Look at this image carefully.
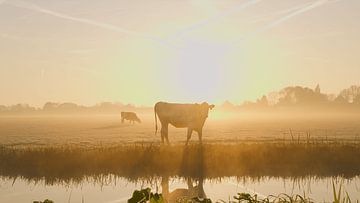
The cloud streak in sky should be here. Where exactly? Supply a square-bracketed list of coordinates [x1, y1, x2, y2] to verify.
[245, 1, 313, 24]
[282, 31, 342, 42]
[165, 0, 263, 43]
[7, 1, 167, 45]
[255, 0, 332, 34]
[231, 0, 342, 45]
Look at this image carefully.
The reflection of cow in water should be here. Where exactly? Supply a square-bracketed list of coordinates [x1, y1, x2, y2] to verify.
[121, 112, 141, 124]
[161, 177, 206, 203]
[154, 102, 215, 144]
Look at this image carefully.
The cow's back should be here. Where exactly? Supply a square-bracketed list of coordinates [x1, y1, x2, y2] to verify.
[155, 102, 198, 127]
[128, 112, 137, 120]
[121, 112, 136, 118]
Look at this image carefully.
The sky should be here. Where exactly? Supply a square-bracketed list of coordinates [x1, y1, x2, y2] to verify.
[0, 0, 359, 107]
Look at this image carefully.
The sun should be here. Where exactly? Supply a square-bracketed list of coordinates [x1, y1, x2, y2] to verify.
[171, 41, 229, 103]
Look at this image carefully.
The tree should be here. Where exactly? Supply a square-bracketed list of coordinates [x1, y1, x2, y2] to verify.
[339, 85, 360, 103]
[277, 86, 327, 106]
[43, 102, 59, 111]
[0, 105, 7, 112]
[256, 95, 268, 106]
[10, 104, 35, 112]
[353, 95, 360, 104]
[58, 103, 78, 111]
[314, 84, 321, 94]
[334, 95, 348, 104]
[222, 100, 236, 109]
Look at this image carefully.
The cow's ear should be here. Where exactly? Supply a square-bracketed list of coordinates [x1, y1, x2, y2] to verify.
[209, 104, 215, 110]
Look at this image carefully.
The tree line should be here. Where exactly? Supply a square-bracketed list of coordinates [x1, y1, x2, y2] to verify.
[1, 85, 360, 114]
[223, 85, 360, 110]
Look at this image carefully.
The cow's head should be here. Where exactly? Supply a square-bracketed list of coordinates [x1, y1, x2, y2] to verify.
[199, 102, 215, 118]
[135, 117, 142, 123]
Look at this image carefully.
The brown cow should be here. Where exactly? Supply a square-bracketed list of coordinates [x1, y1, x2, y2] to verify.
[121, 112, 141, 124]
[154, 102, 214, 144]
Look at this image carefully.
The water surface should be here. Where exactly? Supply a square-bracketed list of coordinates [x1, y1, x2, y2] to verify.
[1, 176, 359, 202]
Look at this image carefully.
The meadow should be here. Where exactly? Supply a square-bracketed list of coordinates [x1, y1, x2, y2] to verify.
[1, 113, 360, 202]
[1, 113, 360, 146]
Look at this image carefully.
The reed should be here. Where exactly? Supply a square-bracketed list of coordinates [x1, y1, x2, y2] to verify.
[1, 142, 360, 184]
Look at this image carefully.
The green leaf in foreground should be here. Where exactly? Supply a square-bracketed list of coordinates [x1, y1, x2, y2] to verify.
[33, 200, 54, 203]
[128, 188, 164, 203]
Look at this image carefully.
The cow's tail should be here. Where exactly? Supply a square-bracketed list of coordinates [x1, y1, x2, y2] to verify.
[154, 104, 158, 136]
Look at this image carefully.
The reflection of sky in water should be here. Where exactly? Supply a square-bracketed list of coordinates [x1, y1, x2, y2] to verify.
[1, 177, 359, 202]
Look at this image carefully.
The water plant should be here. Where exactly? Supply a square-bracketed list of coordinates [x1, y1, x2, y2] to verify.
[128, 188, 164, 203]
[332, 181, 357, 203]
[33, 199, 54, 203]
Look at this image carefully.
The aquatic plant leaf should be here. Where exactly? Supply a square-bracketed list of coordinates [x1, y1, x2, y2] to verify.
[33, 200, 54, 203]
[150, 193, 164, 203]
[234, 193, 253, 201]
[192, 197, 212, 203]
[128, 188, 151, 203]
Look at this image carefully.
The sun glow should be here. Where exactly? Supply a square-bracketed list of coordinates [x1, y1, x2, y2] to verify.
[169, 41, 230, 103]
[1, 0, 356, 106]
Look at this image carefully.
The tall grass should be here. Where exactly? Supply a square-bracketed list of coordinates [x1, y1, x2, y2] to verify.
[1, 142, 360, 184]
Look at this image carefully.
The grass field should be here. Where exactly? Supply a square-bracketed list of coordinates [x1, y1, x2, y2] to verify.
[1, 113, 360, 147]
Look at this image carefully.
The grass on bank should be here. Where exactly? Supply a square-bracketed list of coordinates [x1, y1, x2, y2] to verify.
[2, 142, 360, 184]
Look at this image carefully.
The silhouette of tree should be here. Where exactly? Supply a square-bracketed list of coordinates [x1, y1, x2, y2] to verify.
[9, 104, 36, 112]
[327, 94, 337, 102]
[0, 105, 7, 112]
[58, 103, 78, 111]
[256, 95, 268, 106]
[94, 102, 127, 112]
[353, 95, 360, 105]
[334, 95, 348, 104]
[315, 84, 321, 94]
[221, 100, 236, 109]
[277, 86, 328, 106]
[267, 91, 280, 106]
[339, 85, 360, 103]
[43, 102, 59, 111]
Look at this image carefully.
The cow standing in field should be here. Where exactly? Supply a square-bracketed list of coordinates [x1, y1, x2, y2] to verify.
[121, 112, 141, 124]
[154, 102, 215, 144]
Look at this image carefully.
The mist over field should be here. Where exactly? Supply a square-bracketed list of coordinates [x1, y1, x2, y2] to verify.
[1, 85, 360, 201]
[1, 0, 360, 202]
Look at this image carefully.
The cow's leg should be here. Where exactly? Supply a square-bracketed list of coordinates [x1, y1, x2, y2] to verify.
[121, 118, 124, 123]
[186, 128, 193, 145]
[197, 129, 203, 144]
[160, 123, 168, 144]
[164, 126, 170, 145]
